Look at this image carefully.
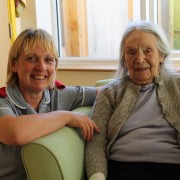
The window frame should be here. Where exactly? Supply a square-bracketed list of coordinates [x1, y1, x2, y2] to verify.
[35, 0, 180, 71]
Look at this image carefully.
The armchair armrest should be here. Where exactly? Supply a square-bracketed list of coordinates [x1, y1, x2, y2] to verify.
[21, 106, 92, 180]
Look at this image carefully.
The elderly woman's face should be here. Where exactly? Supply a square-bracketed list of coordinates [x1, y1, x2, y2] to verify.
[124, 30, 164, 85]
[11, 44, 56, 94]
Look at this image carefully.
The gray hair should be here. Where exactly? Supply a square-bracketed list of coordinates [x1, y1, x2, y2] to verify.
[116, 21, 171, 78]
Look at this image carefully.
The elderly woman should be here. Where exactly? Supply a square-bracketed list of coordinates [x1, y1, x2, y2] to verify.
[85, 22, 180, 180]
[0, 29, 99, 179]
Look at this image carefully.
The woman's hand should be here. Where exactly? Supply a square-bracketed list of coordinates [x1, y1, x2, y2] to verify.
[67, 112, 100, 141]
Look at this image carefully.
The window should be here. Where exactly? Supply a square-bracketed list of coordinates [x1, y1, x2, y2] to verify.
[35, 0, 180, 70]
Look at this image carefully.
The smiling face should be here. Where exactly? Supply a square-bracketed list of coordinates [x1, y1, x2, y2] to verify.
[124, 30, 164, 85]
[11, 44, 56, 95]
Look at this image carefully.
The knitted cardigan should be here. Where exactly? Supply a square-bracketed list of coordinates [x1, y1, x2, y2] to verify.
[85, 69, 180, 179]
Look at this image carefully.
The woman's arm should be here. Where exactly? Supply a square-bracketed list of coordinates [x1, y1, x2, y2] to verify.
[0, 111, 99, 146]
[85, 87, 115, 179]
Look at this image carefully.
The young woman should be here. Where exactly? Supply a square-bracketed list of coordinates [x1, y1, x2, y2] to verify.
[0, 29, 99, 179]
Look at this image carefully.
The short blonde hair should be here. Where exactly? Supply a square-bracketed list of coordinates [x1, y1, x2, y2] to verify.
[7, 28, 59, 86]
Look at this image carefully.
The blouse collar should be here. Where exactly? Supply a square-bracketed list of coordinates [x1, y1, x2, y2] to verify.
[6, 85, 50, 109]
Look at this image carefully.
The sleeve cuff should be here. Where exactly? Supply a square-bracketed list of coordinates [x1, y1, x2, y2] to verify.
[89, 172, 106, 180]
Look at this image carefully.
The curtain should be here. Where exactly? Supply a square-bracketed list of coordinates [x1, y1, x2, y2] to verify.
[7, 0, 26, 44]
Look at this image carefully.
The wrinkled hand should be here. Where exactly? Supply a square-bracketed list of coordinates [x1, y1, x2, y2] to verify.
[67, 112, 100, 141]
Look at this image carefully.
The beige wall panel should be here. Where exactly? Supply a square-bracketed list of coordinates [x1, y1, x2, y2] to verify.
[0, 0, 10, 86]
[56, 70, 115, 86]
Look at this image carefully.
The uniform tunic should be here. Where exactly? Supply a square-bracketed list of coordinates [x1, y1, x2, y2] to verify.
[0, 84, 96, 180]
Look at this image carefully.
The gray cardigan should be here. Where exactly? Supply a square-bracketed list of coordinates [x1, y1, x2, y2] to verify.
[85, 69, 180, 179]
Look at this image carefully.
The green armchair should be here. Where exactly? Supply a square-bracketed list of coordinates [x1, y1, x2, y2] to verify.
[21, 79, 112, 180]
[21, 106, 91, 180]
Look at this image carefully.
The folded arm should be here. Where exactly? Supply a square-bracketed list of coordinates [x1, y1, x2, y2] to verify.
[0, 111, 99, 146]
